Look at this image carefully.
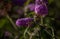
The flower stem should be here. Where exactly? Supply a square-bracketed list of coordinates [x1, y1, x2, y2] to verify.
[40, 16, 43, 25]
[29, 34, 33, 39]
[6, 14, 18, 31]
[24, 0, 31, 17]
[51, 27, 55, 39]
[34, 15, 36, 22]
[40, 16, 44, 39]
[23, 26, 29, 39]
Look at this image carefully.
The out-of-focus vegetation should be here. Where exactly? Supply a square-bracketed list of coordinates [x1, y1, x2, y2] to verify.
[0, 0, 60, 39]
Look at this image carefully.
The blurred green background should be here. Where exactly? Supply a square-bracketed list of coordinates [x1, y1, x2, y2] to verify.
[0, 0, 60, 39]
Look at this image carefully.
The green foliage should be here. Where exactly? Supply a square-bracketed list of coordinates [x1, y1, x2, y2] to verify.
[0, 0, 60, 39]
[0, 18, 7, 28]
[48, 0, 54, 4]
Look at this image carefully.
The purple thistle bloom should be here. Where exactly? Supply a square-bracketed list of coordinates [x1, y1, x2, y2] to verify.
[35, 0, 48, 16]
[25, 4, 35, 11]
[35, 4, 48, 16]
[35, 0, 48, 5]
[24, 0, 48, 12]
[12, 0, 27, 6]
[35, 0, 42, 4]
[16, 18, 33, 26]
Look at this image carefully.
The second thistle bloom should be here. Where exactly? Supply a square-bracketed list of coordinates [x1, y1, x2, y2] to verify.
[35, 4, 48, 16]
[35, 0, 48, 16]
[25, 4, 35, 11]
[16, 18, 33, 26]
[35, 0, 48, 5]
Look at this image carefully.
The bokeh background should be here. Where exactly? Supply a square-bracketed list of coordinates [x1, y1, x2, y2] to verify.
[0, 0, 60, 39]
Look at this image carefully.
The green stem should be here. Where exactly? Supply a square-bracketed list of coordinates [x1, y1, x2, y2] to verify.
[24, 0, 31, 17]
[6, 14, 18, 30]
[51, 27, 55, 39]
[23, 26, 29, 39]
[24, 0, 31, 6]
[40, 16, 43, 25]
[40, 16, 44, 39]
[44, 29, 52, 36]
[34, 15, 36, 22]
[29, 35, 33, 39]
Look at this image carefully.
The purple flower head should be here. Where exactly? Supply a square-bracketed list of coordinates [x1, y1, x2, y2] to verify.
[35, 4, 48, 16]
[35, 0, 48, 16]
[16, 18, 34, 26]
[35, 0, 48, 5]
[25, 4, 35, 11]
[35, 0, 43, 5]
[12, 0, 27, 6]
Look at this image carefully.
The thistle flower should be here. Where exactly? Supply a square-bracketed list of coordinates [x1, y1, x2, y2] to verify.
[35, 0, 48, 5]
[25, 4, 35, 11]
[24, 0, 48, 17]
[35, 0, 42, 5]
[35, 4, 48, 16]
[35, 0, 48, 16]
[16, 18, 33, 26]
